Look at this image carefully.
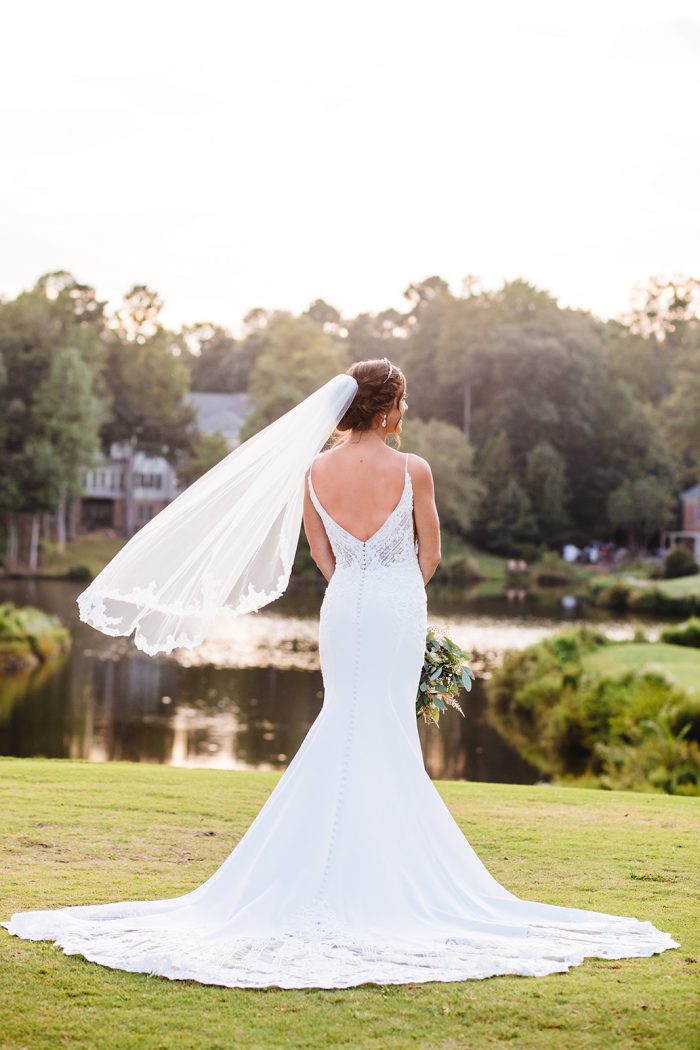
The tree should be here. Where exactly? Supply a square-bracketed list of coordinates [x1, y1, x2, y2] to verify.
[0, 275, 106, 563]
[473, 430, 540, 552]
[623, 274, 700, 351]
[663, 368, 700, 483]
[102, 286, 195, 535]
[0, 354, 21, 564]
[525, 441, 570, 544]
[484, 478, 538, 556]
[345, 310, 408, 368]
[14, 439, 64, 570]
[183, 323, 256, 393]
[607, 477, 675, 550]
[475, 429, 512, 510]
[112, 285, 166, 344]
[303, 299, 343, 335]
[400, 419, 483, 536]
[404, 276, 450, 311]
[240, 313, 348, 439]
[31, 346, 105, 549]
[180, 430, 231, 486]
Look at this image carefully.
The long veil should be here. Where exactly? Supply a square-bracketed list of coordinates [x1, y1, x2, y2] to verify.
[77, 373, 358, 656]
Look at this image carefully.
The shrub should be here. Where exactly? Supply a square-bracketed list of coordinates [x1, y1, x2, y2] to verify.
[595, 710, 700, 796]
[433, 553, 482, 585]
[664, 546, 699, 579]
[532, 552, 572, 587]
[486, 626, 700, 794]
[661, 618, 700, 649]
[67, 564, 93, 581]
[606, 581, 631, 611]
[627, 587, 663, 613]
[0, 601, 70, 669]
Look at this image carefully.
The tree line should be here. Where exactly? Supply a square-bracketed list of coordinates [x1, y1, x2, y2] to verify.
[0, 270, 698, 566]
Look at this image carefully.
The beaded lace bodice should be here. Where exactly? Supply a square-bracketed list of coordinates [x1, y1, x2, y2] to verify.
[308, 453, 419, 571]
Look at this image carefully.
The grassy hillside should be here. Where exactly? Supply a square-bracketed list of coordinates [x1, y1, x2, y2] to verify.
[584, 642, 700, 697]
[1, 758, 697, 1050]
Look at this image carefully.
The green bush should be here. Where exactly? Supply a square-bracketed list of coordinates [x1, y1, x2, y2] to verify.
[0, 601, 70, 670]
[433, 553, 482, 585]
[531, 552, 573, 587]
[661, 617, 700, 649]
[627, 587, 664, 613]
[595, 709, 700, 796]
[67, 564, 93, 581]
[664, 545, 699, 579]
[606, 580, 631, 611]
[486, 626, 700, 795]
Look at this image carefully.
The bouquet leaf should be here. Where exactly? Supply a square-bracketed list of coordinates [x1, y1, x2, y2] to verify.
[416, 626, 474, 728]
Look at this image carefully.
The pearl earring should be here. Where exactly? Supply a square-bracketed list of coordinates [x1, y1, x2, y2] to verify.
[382, 415, 387, 428]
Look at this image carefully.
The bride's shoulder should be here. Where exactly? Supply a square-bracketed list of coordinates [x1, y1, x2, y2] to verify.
[306, 447, 335, 480]
[405, 451, 432, 476]
[405, 452, 434, 491]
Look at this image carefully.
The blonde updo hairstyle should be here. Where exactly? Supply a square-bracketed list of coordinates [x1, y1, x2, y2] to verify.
[332, 358, 407, 449]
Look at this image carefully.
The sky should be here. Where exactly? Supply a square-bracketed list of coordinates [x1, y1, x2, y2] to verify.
[1, 0, 698, 335]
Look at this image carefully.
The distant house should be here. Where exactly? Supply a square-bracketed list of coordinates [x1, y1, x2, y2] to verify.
[183, 392, 250, 450]
[76, 393, 252, 537]
[661, 484, 700, 559]
[76, 443, 178, 535]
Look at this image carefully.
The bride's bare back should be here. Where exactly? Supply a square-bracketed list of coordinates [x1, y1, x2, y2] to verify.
[304, 440, 441, 584]
[310, 444, 408, 540]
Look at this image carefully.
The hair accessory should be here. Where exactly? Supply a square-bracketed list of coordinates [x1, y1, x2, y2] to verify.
[382, 357, 393, 382]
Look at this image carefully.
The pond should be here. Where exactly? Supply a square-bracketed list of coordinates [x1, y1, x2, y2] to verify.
[0, 578, 665, 783]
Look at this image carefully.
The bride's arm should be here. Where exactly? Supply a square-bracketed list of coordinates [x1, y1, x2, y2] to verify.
[409, 455, 441, 585]
[303, 469, 336, 582]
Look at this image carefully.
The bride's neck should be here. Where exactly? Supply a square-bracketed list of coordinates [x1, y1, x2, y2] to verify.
[346, 430, 388, 448]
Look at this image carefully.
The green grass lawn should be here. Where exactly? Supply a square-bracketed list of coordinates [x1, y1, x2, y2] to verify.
[584, 642, 700, 697]
[36, 534, 125, 578]
[1, 758, 697, 1050]
[588, 570, 700, 601]
[652, 574, 700, 599]
[607, 573, 700, 599]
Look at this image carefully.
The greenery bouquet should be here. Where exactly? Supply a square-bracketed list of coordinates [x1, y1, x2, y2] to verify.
[416, 626, 475, 726]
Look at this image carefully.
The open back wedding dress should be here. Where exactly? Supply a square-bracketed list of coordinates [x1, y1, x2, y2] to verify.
[2, 451, 679, 988]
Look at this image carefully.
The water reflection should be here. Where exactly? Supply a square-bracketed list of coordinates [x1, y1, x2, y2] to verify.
[0, 577, 665, 783]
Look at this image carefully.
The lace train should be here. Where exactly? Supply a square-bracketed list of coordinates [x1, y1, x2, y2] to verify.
[3, 896, 679, 989]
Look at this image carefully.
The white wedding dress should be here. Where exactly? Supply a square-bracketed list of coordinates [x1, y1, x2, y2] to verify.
[2, 453, 679, 988]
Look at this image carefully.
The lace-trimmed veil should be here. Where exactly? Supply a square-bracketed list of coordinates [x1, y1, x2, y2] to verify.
[77, 373, 359, 656]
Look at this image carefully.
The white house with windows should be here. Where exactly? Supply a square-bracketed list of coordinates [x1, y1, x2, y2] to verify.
[661, 484, 700, 560]
[79, 444, 178, 534]
[77, 392, 251, 537]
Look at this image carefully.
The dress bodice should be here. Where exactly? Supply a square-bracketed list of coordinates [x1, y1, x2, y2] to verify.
[308, 452, 419, 571]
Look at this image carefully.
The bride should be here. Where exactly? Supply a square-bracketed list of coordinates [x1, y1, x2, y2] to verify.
[2, 357, 679, 988]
